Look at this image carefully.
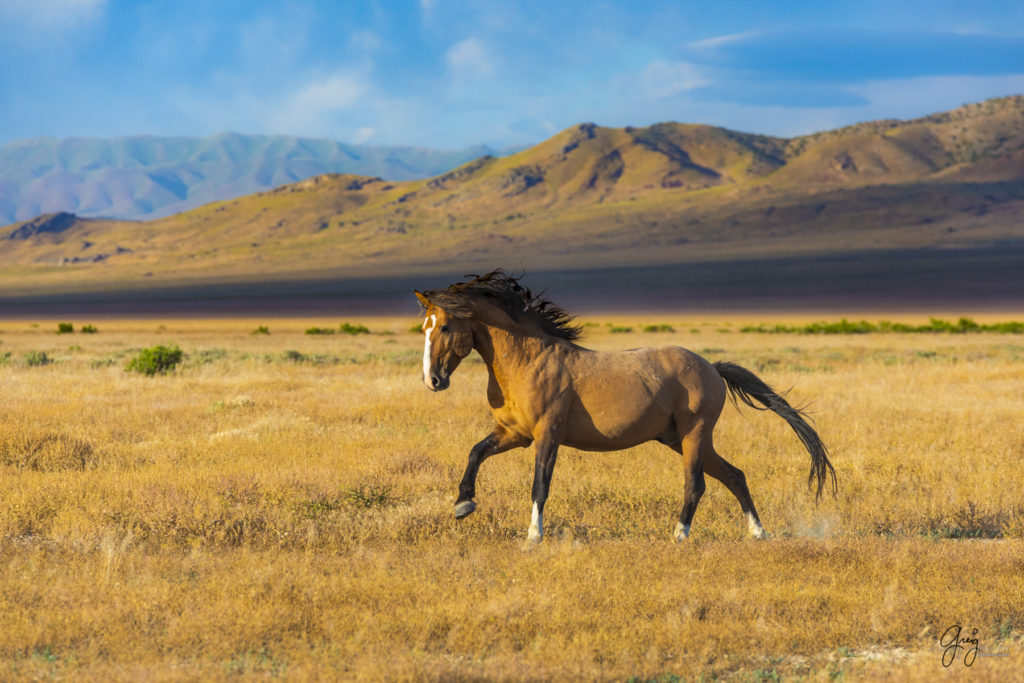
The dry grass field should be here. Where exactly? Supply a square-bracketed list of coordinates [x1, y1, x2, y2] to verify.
[1, 314, 1023, 680]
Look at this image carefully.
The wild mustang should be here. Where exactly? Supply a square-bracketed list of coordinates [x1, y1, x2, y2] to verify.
[415, 271, 836, 543]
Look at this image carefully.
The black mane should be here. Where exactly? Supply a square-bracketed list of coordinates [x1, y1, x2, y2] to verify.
[422, 270, 583, 342]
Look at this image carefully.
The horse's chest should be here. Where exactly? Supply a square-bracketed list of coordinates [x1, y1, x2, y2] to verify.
[489, 389, 533, 434]
[487, 376, 554, 437]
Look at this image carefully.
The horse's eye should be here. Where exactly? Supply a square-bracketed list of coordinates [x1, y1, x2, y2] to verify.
[441, 324, 450, 332]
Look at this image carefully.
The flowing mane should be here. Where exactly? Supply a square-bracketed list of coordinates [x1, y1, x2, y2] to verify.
[422, 270, 583, 342]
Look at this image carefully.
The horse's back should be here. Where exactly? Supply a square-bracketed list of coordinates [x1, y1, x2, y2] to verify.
[560, 345, 725, 450]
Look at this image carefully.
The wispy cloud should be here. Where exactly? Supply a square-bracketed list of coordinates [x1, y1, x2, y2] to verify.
[349, 29, 382, 55]
[297, 75, 363, 111]
[682, 29, 1024, 83]
[849, 74, 1024, 117]
[238, 15, 309, 71]
[686, 31, 760, 51]
[2, 2, 1023, 150]
[446, 37, 494, 79]
[256, 73, 367, 138]
[352, 127, 376, 144]
[0, 0, 107, 29]
[643, 61, 712, 99]
[674, 28, 1024, 112]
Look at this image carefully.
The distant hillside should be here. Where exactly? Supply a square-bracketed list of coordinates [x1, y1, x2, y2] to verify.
[1, 96, 1023, 297]
[0, 133, 493, 223]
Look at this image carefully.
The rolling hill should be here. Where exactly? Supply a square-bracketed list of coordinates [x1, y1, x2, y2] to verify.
[0, 133, 494, 224]
[1, 96, 1023, 303]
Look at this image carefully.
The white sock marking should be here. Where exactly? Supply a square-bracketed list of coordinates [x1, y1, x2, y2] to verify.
[421, 314, 436, 387]
[674, 521, 690, 541]
[747, 511, 766, 539]
[528, 502, 543, 541]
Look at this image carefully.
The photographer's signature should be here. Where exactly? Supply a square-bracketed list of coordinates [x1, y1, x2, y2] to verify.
[939, 624, 1008, 667]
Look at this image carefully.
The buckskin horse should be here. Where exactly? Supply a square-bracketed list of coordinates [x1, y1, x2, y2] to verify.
[415, 271, 836, 543]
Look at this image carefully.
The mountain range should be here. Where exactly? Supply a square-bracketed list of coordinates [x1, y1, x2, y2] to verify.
[0, 133, 494, 224]
[1, 95, 1023, 301]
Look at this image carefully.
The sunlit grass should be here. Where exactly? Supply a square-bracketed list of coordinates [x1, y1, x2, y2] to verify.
[0, 316, 1022, 679]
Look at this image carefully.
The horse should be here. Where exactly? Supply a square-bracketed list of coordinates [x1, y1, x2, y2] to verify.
[414, 270, 836, 543]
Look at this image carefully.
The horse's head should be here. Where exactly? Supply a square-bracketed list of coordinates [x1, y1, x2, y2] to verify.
[415, 290, 474, 391]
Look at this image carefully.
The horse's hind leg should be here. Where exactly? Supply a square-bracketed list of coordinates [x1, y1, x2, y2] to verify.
[668, 439, 706, 541]
[703, 449, 766, 539]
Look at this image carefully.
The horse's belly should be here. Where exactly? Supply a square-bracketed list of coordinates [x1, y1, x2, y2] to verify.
[561, 392, 674, 451]
[558, 348, 698, 451]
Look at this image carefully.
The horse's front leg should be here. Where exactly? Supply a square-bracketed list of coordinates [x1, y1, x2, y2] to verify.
[455, 426, 527, 519]
[527, 431, 561, 543]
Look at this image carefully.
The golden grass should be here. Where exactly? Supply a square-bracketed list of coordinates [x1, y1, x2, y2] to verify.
[1, 316, 1023, 680]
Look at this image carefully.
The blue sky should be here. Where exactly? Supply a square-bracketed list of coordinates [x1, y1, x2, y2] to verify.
[1, 0, 1023, 150]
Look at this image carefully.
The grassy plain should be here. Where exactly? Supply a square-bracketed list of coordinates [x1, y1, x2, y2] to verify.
[1, 315, 1023, 680]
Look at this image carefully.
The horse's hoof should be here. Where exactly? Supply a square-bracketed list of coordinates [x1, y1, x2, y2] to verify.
[746, 513, 767, 540]
[454, 500, 476, 519]
[673, 521, 690, 542]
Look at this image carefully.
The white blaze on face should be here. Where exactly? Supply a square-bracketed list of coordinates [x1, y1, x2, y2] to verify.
[422, 314, 437, 387]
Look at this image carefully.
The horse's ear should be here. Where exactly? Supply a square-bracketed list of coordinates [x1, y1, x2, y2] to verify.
[414, 290, 430, 308]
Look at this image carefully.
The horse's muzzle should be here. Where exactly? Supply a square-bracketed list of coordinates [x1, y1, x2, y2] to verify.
[428, 372, 450, 391]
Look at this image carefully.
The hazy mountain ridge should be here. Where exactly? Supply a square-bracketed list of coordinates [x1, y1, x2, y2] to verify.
[2, 96, 1023, 295]
[0, 133, 494, 223]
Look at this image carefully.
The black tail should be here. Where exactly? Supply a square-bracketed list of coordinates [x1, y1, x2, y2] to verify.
[714, 361, 837, 501]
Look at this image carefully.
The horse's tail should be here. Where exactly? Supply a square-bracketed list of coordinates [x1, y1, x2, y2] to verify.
[713, 361, 837, 501]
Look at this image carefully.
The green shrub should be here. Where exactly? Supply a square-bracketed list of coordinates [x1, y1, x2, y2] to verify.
[990, 321, 1024, 333]
[80, 324, 98, 334]
[740, 317, 1024, 335]
[609, 326, 633, 333]
[125, 345, 183, 376]
[56, 322, 74, 334]
[339, 322, 370, 335]
[346, 485, 395, 509]
[305, 327, 335, 335]
[193, 348, 228, 365]
[252, 325, 270, 335]
[24, 350, 51, 367]
[643, 324, 675, 333]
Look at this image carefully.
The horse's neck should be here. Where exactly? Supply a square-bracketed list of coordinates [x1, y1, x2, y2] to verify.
[471, 318, 552, 388]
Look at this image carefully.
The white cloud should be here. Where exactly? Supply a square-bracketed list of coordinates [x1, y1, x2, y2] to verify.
[848, 74, 1024, 119]
[352, 127, 375, 144]
[259, 74, 366, 137]
[239, 15, 307, 71]
[294, 75, 364, 113]
[446, 37, 494, 79]
[0, 0, 106, 28]
[349, 29, 381, 55]
[643, 60, 712, 99]
[687, 31, 761, 52]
